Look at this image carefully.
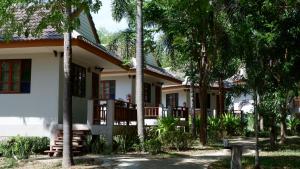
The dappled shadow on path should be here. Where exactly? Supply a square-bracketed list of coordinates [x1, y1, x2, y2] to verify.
[109, 152, 230, 169]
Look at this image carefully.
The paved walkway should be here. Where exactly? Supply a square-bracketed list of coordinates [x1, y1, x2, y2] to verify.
[18, 149, 252, 169]
[98, 150, 232, 169]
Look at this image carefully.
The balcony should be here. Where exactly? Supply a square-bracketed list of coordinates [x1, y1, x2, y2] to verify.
[88, 99, 189, 126]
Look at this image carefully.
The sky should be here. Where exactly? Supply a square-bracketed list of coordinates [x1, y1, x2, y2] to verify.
[91, 0, 128, 33]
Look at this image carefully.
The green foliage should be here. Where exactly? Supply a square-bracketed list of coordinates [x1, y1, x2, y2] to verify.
[246, 114, 255, 131]
[144, 138, 162, 155]
[86, 135, 106, 154]
[287, 117, 300, 135]
[222, 113, 242, 137]
[207, 117, 222, 142]
[0, 136, 49, 159]
[155, 117, 194, 151]
[156, 116, 179, 136]
[113, 127, 139, 153]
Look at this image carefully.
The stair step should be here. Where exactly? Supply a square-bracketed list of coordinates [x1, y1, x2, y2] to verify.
[54, 141, 82, 146]
[45, 129, 90, 157]
[44, 150, 81, 157]
[52, 144, 83, 149]
[59, 130, 89, 135]
[56, 136, 85, 141]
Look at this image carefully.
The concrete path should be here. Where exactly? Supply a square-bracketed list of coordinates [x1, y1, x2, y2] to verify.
[99, 150, 232, 169]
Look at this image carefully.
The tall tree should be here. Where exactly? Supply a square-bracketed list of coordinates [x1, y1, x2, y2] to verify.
[143, 0, 241, 145]
[112, 0, 146, 145]
[62, 1, 73, 167]
[136, 0, 145, 145]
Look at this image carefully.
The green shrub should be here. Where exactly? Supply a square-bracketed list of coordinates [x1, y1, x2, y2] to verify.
[258, 131, 270, 138]
[30, 137, 49, 154]
[170, 131, 193, 151]
[0, 136, 49, 159]
[113, 127, 139, 153]
[144, 139, 162, 155]
[222, 113, 242, 136]
[287, 117, 300, 135]
[208, 117, 222, 142]
[157, 116, 179, 136]
[155, 117, 194, 150]
[86, 135, 106, 154]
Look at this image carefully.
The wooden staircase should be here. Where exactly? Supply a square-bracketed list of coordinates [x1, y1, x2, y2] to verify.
[45, 130, 90, 157]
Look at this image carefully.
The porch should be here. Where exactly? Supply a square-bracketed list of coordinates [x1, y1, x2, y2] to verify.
[85, 99, 189, 151]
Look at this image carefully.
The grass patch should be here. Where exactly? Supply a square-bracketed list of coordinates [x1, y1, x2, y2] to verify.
[0, 158, 17, 169]
[209, 153, 300, 169]
[259, 136, 300, 151]
[209, 137, 300, 169]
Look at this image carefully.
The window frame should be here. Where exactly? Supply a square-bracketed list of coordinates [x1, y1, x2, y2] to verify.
[0, 59, 31, 94]
[71, 63, 86, 98]
[99, 80, 116, 100]
[144, 83, 151, 103]
[166, 93, 178, 107]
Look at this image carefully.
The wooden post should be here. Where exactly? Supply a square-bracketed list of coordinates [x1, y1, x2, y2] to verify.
[231, 145, 243, 169]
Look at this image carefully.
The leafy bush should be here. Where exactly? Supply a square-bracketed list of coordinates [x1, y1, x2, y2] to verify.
[157, 116, 179, 136]
[287, 117, 300, 135]
[86, 135, 106, 154]
[30, 137, 49, 154]
[208, 117, 222, 142]
[113, 128, 139, 153]
[0, 136, 49, 159]
[222, 113, 242, 136]
[171, 131, 194, 151]
[144, 139, 162, 154]
[258, 131, 270, 138]
[155, 117, 194, 151]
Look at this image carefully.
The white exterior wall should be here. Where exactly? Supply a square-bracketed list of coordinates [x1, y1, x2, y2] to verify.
[162, 90, 188, 107]
[233, 93, 254, 113]
[0, 53, 60, 137]
[101, 76, 132, 101]
[162, 89, 219, 115]
[101, 76, 163, 106]
[209, 92, 217, 115]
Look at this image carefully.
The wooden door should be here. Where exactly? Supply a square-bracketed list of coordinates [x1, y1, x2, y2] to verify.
[92, 72, 99, 99]
[155, 86, 162, 106]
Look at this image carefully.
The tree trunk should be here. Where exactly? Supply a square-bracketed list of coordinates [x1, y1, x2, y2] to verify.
[136, 0, 145, 145]
[62, 4, 74, 168]
[198, 36, 208, 146]
[280, 108, 287, 144]
[269, 113, 276, 149]
[254, 91, 260, 168]
[199, 86, 208, 145]
[259, 114, 264, 131]
[218, 78, 225, 116]
[190, 81, 196, 138]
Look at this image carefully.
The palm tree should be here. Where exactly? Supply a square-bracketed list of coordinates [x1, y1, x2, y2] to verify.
[62, 2, 74, 168]
[135, 0, 145, 145]
[112, 0, 145, 145]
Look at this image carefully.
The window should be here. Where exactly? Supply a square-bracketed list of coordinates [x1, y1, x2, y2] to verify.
[72, 64, 86, 97]
[166, 93, 178, 107]
[100, 80, 115, 99]
[0, 59, 31, 93]
[195, 93, 210, 109]
[144, 83, 151, 103]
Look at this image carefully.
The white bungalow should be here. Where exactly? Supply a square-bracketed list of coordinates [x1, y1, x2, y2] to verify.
[0, 12, 129, 139]
[0, 11, 182, 154]
[162, 82, 230, 117]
